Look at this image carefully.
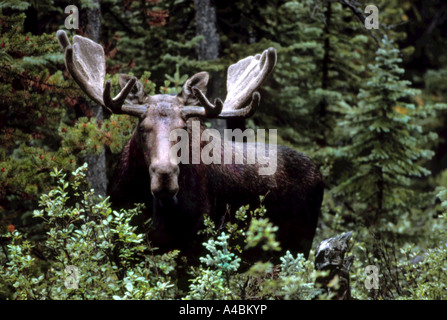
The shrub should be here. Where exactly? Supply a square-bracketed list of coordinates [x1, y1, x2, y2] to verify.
[0, 164, 178, 300]
[0, 164, 323, 300]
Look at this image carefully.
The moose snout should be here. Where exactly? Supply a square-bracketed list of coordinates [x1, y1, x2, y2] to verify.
[149, 162, 179, 199]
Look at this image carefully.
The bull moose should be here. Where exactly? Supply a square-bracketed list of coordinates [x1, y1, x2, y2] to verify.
[56, 30, 323, 262]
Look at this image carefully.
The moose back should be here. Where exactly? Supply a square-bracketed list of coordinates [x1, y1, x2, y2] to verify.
[57, 30, 324, 260]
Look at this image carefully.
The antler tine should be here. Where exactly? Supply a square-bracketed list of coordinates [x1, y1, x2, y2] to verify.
[181, 86, 223, 118]
[56, 30, 70, 51]
[103, 78, 138, 114]
[193, 86, 223, 116]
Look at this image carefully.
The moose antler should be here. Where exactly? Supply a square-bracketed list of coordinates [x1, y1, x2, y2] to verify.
[56, 30, 147, 116]
[183, 47, 276, 119]
[57, 30, 276, 120]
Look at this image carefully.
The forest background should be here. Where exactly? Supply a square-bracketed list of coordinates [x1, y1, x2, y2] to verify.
[0, 0, 446, 300]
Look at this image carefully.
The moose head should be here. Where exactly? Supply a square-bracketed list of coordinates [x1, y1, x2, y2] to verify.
[56, 30, 277, 199]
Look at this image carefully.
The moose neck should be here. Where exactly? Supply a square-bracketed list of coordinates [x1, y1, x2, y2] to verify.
[108, 126, 149, 206]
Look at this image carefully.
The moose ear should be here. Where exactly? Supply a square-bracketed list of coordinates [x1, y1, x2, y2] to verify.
[178, 71, 209, 105]
[118, 74, 148, 104]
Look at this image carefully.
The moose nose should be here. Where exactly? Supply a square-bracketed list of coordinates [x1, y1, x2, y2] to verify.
[149, 162, 179, 177]
[149, 162, 179, 199]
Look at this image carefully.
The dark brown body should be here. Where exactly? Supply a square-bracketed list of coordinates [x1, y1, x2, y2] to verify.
[109, 119, 324, 261]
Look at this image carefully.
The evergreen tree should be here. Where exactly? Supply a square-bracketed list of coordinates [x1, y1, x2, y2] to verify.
[224, 1, 375, 158]
[101, 0, 204, 79]
[0, 2, 141, 231]
[332, 37, 443, 298]
[0, 8, 77, 229]
[335, 37, 435, 231]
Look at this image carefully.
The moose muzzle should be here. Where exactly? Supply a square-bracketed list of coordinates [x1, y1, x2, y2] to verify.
[149, 161, 180, 199]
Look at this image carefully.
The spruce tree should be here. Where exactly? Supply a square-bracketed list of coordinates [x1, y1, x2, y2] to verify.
[330, 36, 443, 299]
[231, 1, 375, 154]
[335, 37, 435, 230]
[0, 2, 140, 230]
[0, 9, 77, 228]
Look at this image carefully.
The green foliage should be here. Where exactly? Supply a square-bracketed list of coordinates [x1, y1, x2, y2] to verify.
[0, 4, 187, 229]
[0, 1, 30, 11]
[320, 37, 446, 300]
[2, 0, 447, 300]
[0, 165, 324, 300]
[186, 196, 326, 300]
[276, 251, 322, 300]
[0, 10, 78, 226]
[200, 233, 241, 273]
[396, 189, 447, 300]
[245, 218, 281, 252]
[186, 233, 240, 300]
[101, 0, 204, 78]
[0, 164, 178, 299]
[335, 37, 436, 229]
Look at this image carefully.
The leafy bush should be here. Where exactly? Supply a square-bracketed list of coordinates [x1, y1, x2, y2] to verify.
[0, 164, 178, 299]
[0, 164, 325, 300]
[397, 188, 447, 300]
[2, 165, 444, 300]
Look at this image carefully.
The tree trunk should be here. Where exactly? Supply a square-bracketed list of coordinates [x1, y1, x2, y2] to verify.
[194, 0, 227, 134]
[83, 0, 107, 196]
[194, 0, 219, 61]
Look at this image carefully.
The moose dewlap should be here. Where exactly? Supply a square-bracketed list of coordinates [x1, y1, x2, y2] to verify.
[56, 30, 324, 260]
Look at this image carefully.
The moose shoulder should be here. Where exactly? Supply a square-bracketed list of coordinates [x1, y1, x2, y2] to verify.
[57, 30, 324, 261]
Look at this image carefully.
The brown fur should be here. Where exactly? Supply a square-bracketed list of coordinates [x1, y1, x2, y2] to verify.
[109, 111, 324, 262]
[108, 74, 323, 264]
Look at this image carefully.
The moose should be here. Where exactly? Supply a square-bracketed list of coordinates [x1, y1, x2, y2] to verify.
[56, 30, 324, 263]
